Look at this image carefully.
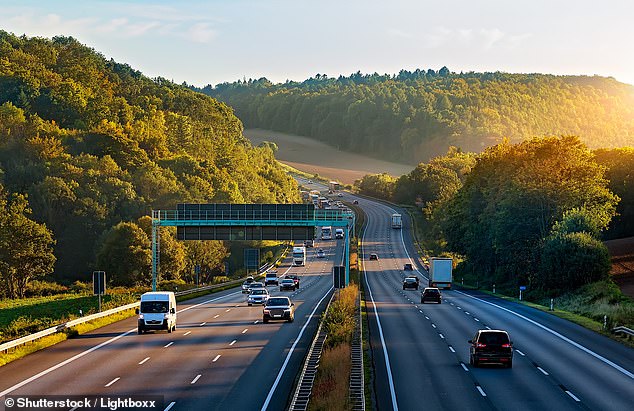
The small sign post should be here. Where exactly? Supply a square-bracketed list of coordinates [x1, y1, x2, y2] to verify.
[93, 271, 106, 312]
[519, 285, 526, 301]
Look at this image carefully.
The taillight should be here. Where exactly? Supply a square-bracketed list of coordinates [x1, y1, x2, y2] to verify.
[476, 343, 486, 348]
[502, 343, 511, 348]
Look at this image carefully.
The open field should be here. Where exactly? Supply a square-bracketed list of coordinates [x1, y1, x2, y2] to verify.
[606, 236, 634, 299]
[245, 128, 412, 184]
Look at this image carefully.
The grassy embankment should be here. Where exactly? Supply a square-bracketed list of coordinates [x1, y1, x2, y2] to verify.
[0, 245, 289, 366]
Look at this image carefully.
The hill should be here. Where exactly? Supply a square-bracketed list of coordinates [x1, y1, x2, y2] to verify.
[0, 32, 298, 284]
[201, 69, 634, 163]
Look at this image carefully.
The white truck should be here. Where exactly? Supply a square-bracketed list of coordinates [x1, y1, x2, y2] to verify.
[292, 246, 306, 266]
[429, 257, 453, 289]
[391, 213, 402, 229]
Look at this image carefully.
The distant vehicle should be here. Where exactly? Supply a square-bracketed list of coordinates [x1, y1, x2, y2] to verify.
[247, 288, 269, 306]
[307, 180, 313, 183]
[265, 272, 279, 286]
[328, 181, 341, 192]
[304, 239, 314, 247]
[429, 257, 453, 289]
[263, 297, 295, 323]
[280, 278, 297, 291]
[337, 192, 343, 197]
[421, 287, 441, 304]
[292, 246, 306, 266]
[317, 249, 325, 258]
[404, 263, 413, 271]
[402, 276, 419, 290]
[369, 253, 379, 261]
[335, 228, 344, 239]
[469, 330, 514, 368]
[137, 292, 177, 334]
[321, 226, 332, 240]
[353, 200, 359, 205]
[246, 276, 255, 282]
[242, 280, 253, 293]
[391, 213, 402, 229]
[286, 274, 300, 288]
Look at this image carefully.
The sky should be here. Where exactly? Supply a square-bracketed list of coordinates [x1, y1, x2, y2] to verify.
[1, 0, 633, 87]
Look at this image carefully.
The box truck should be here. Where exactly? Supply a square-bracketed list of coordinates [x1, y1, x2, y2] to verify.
[429, 257, 453, 289]
[391, 213, 402, 229]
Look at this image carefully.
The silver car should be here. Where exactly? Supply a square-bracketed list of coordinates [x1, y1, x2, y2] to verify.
[248, 288, 269, 306]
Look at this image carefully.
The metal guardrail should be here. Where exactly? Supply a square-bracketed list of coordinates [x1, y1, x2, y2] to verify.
[349, 294, 365, 410]
[288, 293, 335, 411]
[613, 326, 634, 338]
[0, 256, 284, 353]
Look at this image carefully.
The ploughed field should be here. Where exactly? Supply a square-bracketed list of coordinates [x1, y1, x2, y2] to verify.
[606, 236, 634, 299]
[245, 128, 412, 184]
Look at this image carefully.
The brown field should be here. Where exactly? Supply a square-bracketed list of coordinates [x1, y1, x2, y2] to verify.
[244, 129, 412, 184]
[605, 237, 634, 298]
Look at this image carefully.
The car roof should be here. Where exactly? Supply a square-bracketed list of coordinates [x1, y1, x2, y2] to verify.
[423, 287, 440, 291]
[478, 329, 509, 334]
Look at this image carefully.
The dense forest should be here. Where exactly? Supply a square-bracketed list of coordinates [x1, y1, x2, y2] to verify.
[0, 32, 298, 297]
[201, 69, 634, 163]
[357, 137, 634, 295]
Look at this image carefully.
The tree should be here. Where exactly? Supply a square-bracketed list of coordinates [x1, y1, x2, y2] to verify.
[0, 192, 56, 298]
[95, 222, 151, 286]
[137, 216, 186, 282]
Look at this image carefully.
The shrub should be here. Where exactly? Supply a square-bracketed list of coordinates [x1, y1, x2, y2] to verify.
[24, 280, 68, 297]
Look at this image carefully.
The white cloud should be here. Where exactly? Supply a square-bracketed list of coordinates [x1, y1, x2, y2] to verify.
[185, 23, 216, 43]
[421, 27, 530, 50]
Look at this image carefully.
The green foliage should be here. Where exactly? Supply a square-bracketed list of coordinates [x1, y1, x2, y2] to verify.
[95, 222, 151, 286]
[594, 147, 634, 238]
[0, 32, 299, 288]
[322, 284, 358, 348]
[355, 173, 396, 199]
[203, 70, 634, 163]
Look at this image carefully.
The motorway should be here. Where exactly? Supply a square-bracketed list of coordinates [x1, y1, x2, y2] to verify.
[0, 241, 340, 410]
[351, 189, 634, 411]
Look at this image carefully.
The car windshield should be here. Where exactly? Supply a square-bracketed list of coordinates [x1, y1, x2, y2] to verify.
[251, 289, 267, 295]
[282, 279, 294, 284]
[479, 332, 509, 345]
[140, 301, 168, 313]
[425, 289, 439, 295]
[267, 298, 289, 306]
[405, 278, 416, 283]
[250, 283, 264, 288]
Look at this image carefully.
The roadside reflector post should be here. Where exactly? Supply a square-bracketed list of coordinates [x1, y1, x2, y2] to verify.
[603, 315, 607, 330]
[550, 298, 554, 311]
[493, 284, 496, 294]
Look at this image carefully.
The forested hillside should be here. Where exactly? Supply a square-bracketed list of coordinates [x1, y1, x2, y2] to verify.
[202, 69, 634, 163]
[0, 32, 297, 295]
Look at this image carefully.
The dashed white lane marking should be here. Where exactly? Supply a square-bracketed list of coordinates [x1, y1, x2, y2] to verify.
[242, 329, 248, 334]
[485, 326, 491, 330]
[183, 331, 191, 336]
[537, 366, 549, 376]
[465, 312, 470, 315]
[199, 322, 206, 326]
[230, 340, 237, 346]
[138, 357, 150, 365]
[474, 318, 480, 322]
[449, 346, 456, 353]
[105, 377, 120, 387]
[213, 355, 221, 362]
[164, 342, 174, 348]
[439, 334, 445, 339]
[516, 350, 526, 356]
[254, 320, 259, 324]
[191, 374, 201, 384]
[214, 315, 220, 318]
[566, 391, 581, 402]
[432, 324, 437, 328]
[425, 316, 430, 320]
[235, 304, 240, 307]
[457, 306, 462, 310]
[226, 309, 231, 312]
[419, 310, 423, 313]
[476, 386, 487, 397]
[461, 363, 469, 371]
[164, 402, 176, 411]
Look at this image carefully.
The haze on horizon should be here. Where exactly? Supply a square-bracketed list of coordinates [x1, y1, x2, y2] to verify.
[1, 0, 633, 87]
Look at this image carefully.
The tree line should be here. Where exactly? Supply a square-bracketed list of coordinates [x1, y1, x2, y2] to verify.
[0, 32, 298, 298]
[356, 136, 634, 295]
[201, 69, 634, 164]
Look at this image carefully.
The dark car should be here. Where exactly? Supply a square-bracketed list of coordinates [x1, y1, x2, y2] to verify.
[353, 200, 359, 205]
[263, 297, 295, 323]
[420, 287, 441, 304]
[369, 253, 379, 261]
[404, 263, 413, 271]
[469, 330, 514, 368]
[286, 274, 300, 288]
[280, 278, 297, 291]
[403, 276, 419, 290]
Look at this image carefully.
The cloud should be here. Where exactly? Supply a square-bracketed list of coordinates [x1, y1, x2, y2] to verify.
[421, 27, 531, 50]
[185, 23, 216, 43]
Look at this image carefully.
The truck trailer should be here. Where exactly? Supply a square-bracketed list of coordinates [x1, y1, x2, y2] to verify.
[391, 213, 402, 229]
[429, 257, 453, 289]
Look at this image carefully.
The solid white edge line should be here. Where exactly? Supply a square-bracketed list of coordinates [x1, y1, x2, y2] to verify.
[362, 216, 399, 411]
[565, 391, 581, 402]
[260, 286, 334, 411]
[164, 401, 176, 411]
[105, 377, 120, 387]
[476, 386, 487, 397]
[454, 290, 634, 379]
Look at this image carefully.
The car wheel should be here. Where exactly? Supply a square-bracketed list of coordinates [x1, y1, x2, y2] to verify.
[280, 288, 283, 292]
[167, 325, 172, 333]
[473, 357, 479, 368]
[507, 359, 513, 368]
[138, 327, 143, 335]
[403, 286, 406, 290]
[263, 318, 269, 324]
[420, 299, 424, 304]
[288, 316, 294, 323]
[248, 303, 252, 306]
[469, 355, 474, 366]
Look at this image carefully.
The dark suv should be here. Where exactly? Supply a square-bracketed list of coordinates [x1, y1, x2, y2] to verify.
[286, 274, 300, 288]
[420, 287, 441, 303]
[263, 297, 295, 323]
[402, 276, 419, 290]
[469, 330, 513, 368]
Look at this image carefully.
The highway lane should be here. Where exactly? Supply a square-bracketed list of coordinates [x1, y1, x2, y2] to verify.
[0, 241, 339, 411]
[357, 193, 634, 410]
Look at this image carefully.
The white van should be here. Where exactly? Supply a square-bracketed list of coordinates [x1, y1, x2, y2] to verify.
[137, 291, 177, 334]
[335, 228, 344, 239]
